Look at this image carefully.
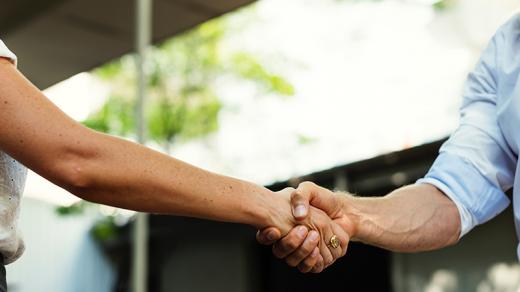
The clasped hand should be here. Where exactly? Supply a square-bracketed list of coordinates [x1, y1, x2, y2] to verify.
[258, 182, 355, 273]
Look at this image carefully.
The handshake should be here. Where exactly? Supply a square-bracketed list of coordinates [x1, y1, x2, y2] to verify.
[255, 182, 357, 274]
[253, 181, 461, 274]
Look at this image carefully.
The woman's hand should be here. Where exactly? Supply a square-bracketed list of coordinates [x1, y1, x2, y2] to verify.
[258, 185, 351, 273]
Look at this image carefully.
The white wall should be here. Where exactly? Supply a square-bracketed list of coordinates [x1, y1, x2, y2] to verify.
[6, 197, 115, 292]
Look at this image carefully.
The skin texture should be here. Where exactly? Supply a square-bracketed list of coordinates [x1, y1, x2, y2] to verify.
[258, 182, 461, 272]
[0, 59, 344, 246]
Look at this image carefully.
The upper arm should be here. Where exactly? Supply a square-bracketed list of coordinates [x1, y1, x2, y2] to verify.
[418, 21, 517, 237]
[0, 60, 95, 187]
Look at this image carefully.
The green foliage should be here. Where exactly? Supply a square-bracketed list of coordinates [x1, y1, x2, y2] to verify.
[432, 0, 456, 11]
[334, 0, 455, 10]
[231, 53, 295, 96]
[91, 216, 119, 242]
[55, 201, 90, 216]
[84, 16, 294, 152]
[55, 201, 121, 243]
[82, 95, 135, 136]
[62, 9, 295, 226]
[297, 135, 318, 145]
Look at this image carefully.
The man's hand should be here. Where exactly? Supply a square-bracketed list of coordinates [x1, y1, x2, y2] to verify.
[261, 182, 462, 268]
[258, 182, 355, 273]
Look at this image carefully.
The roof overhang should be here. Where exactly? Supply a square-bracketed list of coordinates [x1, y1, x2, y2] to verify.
[1, 0, 256, 89]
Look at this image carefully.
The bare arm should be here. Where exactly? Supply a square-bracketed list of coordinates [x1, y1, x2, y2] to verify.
[341, 184, 460, 252]
[0, 58, 290, 231]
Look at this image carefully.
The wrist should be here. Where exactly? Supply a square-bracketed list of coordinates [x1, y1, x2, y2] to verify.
[243, 186, 291, 232]
[339, 193, 363, 241]
[241, 186, 274, 229]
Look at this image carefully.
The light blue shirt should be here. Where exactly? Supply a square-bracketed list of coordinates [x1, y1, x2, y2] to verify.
[417, 13, 520, 257]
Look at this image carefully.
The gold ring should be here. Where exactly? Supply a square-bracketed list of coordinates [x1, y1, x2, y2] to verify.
[329, 235, 340, 249]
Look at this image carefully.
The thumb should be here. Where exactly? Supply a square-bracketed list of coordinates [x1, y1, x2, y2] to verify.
[293, 181, 339, 218]
[291, 187, 311, 220]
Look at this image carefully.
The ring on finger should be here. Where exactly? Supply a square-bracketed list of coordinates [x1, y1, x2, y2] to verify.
[328, 235, 340, 249]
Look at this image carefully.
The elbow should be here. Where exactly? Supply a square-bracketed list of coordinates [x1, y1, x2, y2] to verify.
[433, 198, 462, 250]
[59, 160, 94, 194]
[445, 204, 462, 247]
[51, 144, 98, 198]
[428, 184, 463, 249]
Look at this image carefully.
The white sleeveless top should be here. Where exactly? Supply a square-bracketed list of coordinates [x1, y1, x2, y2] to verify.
[0, 39, 27, 264]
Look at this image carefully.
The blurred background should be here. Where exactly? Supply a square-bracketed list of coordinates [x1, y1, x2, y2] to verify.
[1, 0, 520, 291]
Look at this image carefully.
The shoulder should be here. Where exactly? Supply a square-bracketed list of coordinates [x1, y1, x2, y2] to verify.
[485, 13, 520, 74]
[504, 11, 520, 28]
[494, 12, 520, 42]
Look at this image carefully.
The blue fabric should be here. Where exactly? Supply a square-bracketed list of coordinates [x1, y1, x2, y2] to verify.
[418, 13, 520, 242]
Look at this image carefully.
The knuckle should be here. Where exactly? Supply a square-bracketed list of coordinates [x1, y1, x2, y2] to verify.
[257, 239, 268, 245]
[301, 247, 313, 256]
[272, 245, 285, 259]
[284, 187, 295, 192]
[290, 194, 302, 204]
[323, 255, 333, 267]
[315, 219, 327, 231]
[303, 256, 316, 268]
[285, 239, 299, 250]
[285, 233, 304, 249]
[300, 243, 315, 255]
[292, 249, 309, 261]
[337, 248, 344, 259]
[298, 263, 311, 273]
[257, 233, 268, 244]
[300, 181, 315, 188]
[285, 258, 298, 268]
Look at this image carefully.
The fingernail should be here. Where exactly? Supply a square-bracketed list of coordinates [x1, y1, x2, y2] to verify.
[267, 231, 276, 241]
[311, 248, 319, 258]
[308, 231, 319, 242]
[297, 226, 307, 238]
[294, 205, 307, 217]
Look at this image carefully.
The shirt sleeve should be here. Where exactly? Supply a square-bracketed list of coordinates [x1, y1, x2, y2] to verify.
[0, 39, 17, 66]
[417, 18, 517, 238]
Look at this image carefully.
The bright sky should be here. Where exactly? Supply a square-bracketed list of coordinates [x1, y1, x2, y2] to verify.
[25, 0, 519, 205]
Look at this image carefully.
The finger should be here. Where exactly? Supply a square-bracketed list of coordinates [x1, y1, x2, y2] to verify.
[297, 247, 320, 273]
[318, 236, 334, 268]
[256, 227, 282, 245]
[326, 223, 348, 263]
[313, 213, 339, 267]
[272, 226, 308, 259]
[332, 223, 350, 258]
[285, 230, 320, 267]
[295, 182, 340, 218]
[311, 255, 325, 273]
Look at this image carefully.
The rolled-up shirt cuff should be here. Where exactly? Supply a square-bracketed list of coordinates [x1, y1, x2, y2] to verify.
[416, 152, 510, 238]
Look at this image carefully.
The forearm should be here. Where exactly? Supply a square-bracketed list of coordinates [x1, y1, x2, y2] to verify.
[342, 184, 461, 252]
[64, 131, 289, 229]
[0, 60, 289, 231]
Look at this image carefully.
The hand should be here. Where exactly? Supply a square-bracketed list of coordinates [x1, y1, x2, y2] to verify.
[257, 183, 353, 273]
[257, 187, 323, 272]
